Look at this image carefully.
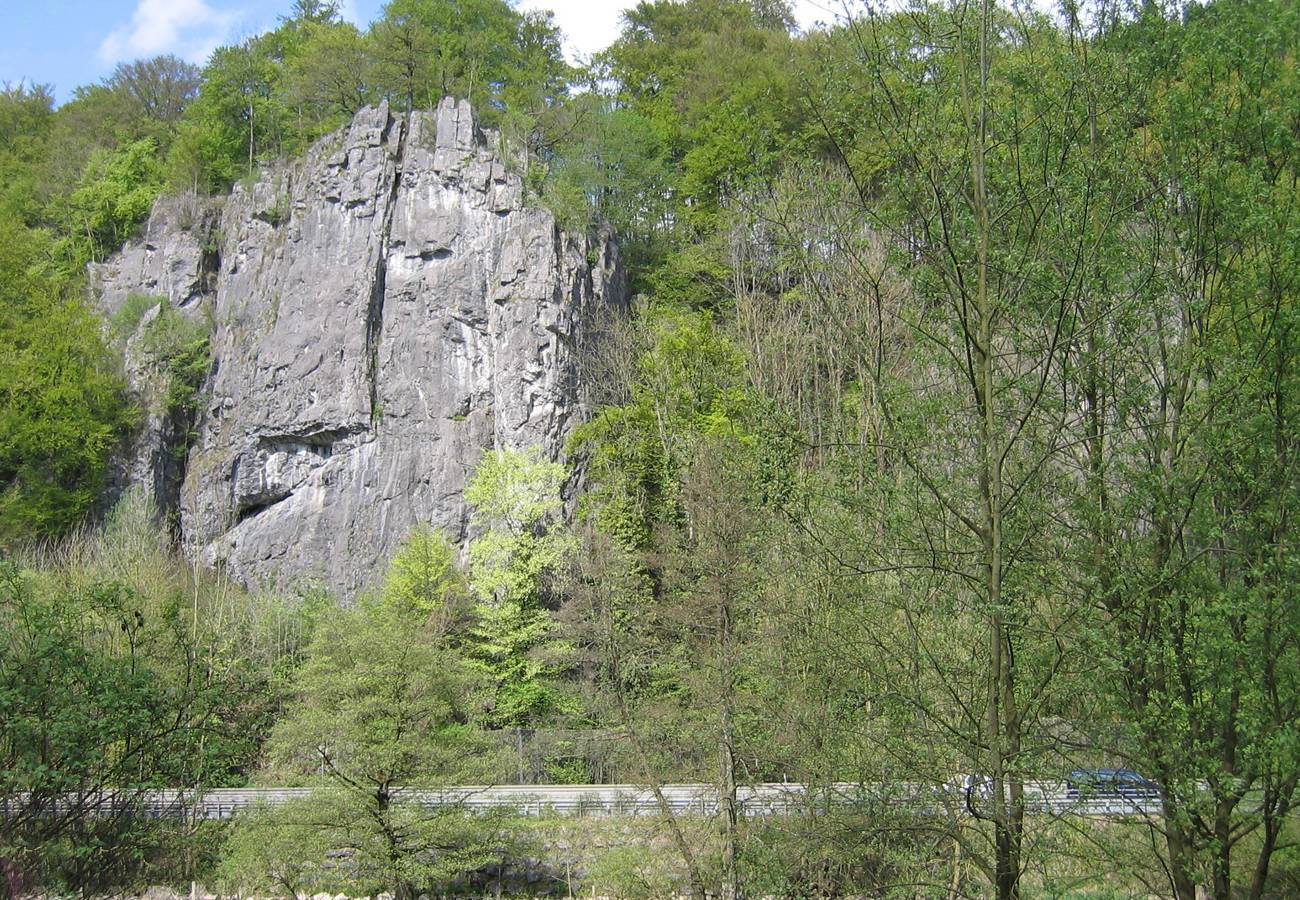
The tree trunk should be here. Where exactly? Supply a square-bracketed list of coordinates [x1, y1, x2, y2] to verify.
[969, 2, 1021, 896]
[1164, 800, 1200, 900]
[719, 595, 739, 900]
[1249, 789, 1284, 899]
[1212, 796, 1233, 900]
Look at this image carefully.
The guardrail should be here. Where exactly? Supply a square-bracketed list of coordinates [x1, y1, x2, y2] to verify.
[0, 782, 1165, 821]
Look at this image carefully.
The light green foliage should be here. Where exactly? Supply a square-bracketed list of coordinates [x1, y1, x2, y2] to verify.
[589, 843, 680, 899]
[594, 0, 803, 245]
[381, 523, 465, 627]
[0, 84, 55, 223]
[372, 0, 558, 120]
[64, 138, 165, 262]
[466, 444, 566, 536]
[284, 20, 373, 126]
[217, 798, 332, 896]
[137, 300, 211, 425]
[108, 291, 164, 339]
[269, 599, 492, 784]
[0, 562, 173, 836]
[572, 306, 752, 547]
[1056, 3, 1300, 893]
[166, 0, 569, 192]
[169, 36, 287, 193]
[220, 789, 507, 897]
[539, 99, 674, 265]
[465, 447, 576, 728]
[167, 4, 351, 194]
[0, 221, 134, 540]
[49, 488, 312, 783]
[499, 10, 572, 128]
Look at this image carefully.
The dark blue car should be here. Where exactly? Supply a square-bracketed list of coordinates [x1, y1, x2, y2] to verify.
[1066, 768, 1160, 799]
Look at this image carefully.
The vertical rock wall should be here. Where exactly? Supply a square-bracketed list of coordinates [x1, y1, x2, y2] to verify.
[93, 99, 624, 595]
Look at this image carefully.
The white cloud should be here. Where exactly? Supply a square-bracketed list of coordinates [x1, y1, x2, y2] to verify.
[515, 0, 622, 64]
[99, 0, 240, 66]
[516, 0, 836, 64]
[337, 0, 363, 26]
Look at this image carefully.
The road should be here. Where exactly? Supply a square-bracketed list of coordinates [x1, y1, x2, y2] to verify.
[1, 782, 1165, 820]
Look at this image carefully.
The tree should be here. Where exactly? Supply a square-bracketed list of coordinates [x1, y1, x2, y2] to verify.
[381, 523, 467, 636]
[0, 564, 172, 874]
[567, 294, 798, 897]
[791, 3, 1143, 895]
[370, 0, 563, 121]
[596, 0, 801, 233]
[465, 446, 575, 728]
[369, 0, 437, 113]
[539, 97, 674, 270]
[0, 505, 293, 893]
[0, 83, 54, 223]
[104, 56, 201, 127]
[664, 442, 774, 900]
[217, 798, 331, 897]
[0, 221, 134, 540]
[263, 599, 503, 900]
[284, 20, 374, 125]
[1060, 3, 1300, 895]
[284, 0, 341, 24]
[169, 35, 287, 192]
[64, 137, 165, 261]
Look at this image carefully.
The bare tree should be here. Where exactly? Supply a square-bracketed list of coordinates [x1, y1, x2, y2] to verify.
[106, 55, 201, 126]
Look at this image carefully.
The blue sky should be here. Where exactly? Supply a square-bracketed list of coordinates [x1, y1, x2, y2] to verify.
[3, 1, 838, 105]
[3, 1, 380, 102]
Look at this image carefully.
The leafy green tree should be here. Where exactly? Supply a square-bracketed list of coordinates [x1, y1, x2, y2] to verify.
[369, 0, 438, 112]
[596, 0, 801, 236]
[284, 20, 374, 126]
[572, 306, 750, 548]
[382, 523, 467, 634]
[0, 563, 171, 873]
[465, 446, 575, 728]
[490, 9, 573, 166]
[371, 0, 566, 122]
[1060, 3, 1300, 895]
[0, 512, 294, 893]
[0, 83, 55, 223]
[0, 221, 133, 540]
[260, 599, 504, 899]
[539, 98, 674, 269]
[566, 302, 792, 898]
[169, 35, 287, 191]
[217, 798, 331, 896]
[64, 137, 165, 262]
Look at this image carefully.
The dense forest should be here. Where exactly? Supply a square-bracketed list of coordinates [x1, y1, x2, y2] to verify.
[2, 0, 1299, 896]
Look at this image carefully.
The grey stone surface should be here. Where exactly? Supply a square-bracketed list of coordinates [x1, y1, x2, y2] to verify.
[91, 193, 223, 519]
[93, 99, 624, 595]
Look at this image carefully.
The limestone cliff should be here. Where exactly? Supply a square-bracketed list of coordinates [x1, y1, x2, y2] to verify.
[92, 99, 625, 595]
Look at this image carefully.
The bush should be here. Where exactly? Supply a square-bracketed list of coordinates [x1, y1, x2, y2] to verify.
[109, 291, 165, 340]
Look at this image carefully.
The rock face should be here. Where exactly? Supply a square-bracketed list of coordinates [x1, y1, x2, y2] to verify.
[92, 99, 624, 595]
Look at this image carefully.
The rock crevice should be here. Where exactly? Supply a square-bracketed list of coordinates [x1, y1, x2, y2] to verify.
[93, 99, 625, 595]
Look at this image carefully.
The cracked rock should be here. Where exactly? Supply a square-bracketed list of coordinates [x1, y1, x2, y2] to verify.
[92, 99, 626, 596]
